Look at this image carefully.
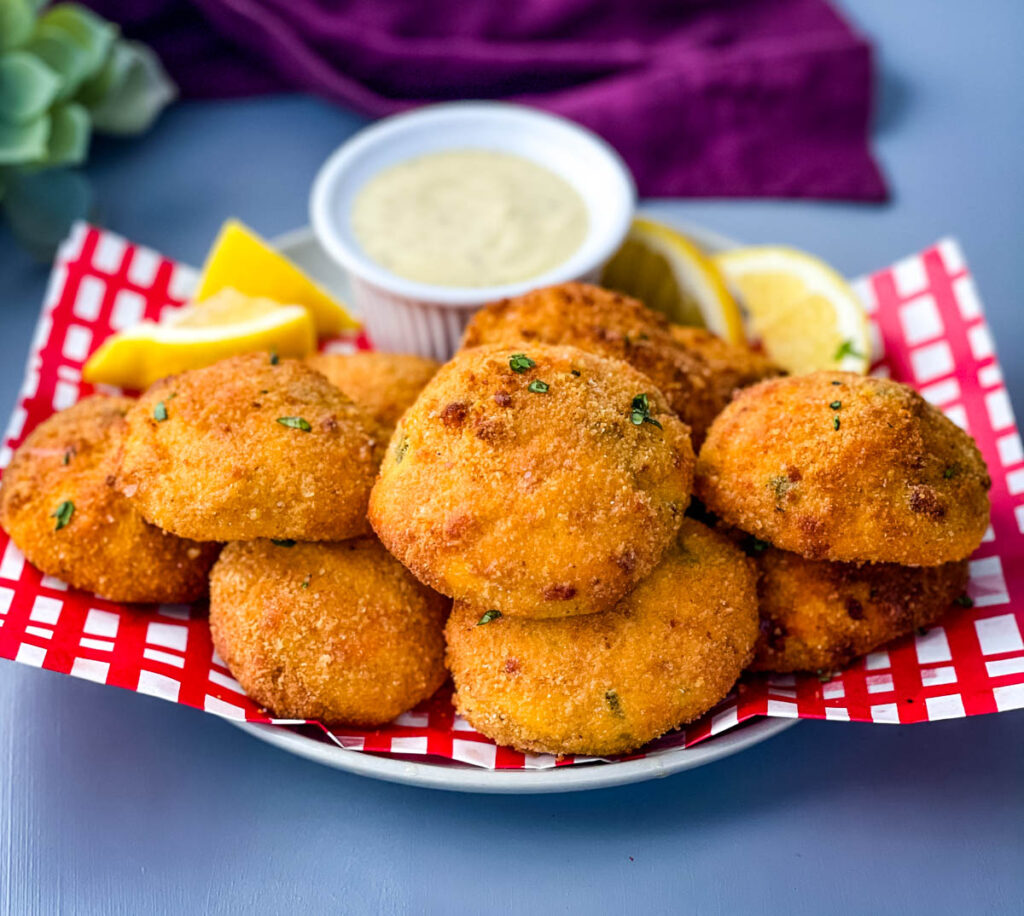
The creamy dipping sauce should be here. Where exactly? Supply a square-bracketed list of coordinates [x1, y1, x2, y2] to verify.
[351, 149, 589, 288]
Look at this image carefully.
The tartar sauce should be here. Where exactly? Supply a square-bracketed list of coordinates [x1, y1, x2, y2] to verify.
[351, 149, 589, 288]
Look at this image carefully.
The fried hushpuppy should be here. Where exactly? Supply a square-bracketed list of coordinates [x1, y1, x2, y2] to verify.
[695, 372, 991, 565]
[445, 519, 758, 757]
[669, 325, 782, 406]
[210, 538, 449, 727]
[306, 351, 440, 432]
[0, 396, 218, 602]
[117, 353, 383, 542]
[369, 344, 694, 619]
[460, 282, 725, 446]
[751, 547, 970, 673]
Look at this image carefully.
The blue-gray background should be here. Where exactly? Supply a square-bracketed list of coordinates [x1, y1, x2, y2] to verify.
[1, 2, 1022, 913]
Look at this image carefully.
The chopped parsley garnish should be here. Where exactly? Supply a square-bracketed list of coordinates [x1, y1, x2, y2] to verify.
[833, 416, 841, 431]
[269, 350, 279, 365]
[272, 539, 296, 547]
[750, 537, 771, 554]
[301, 576, 311, 589]
[830, 401, 842, 410]
[570, 369, 581, 377]
[51, 500, 74, 531]
[528, 380, 549, 394]
[816, 670, 833, 683]
[943, 464, 961, 479]
[394, 435, 409, 464]
[834, 340, 864, 361]
[153, 401, 168, 422]
[509, 353, 535, 373]
[276, 416, 311, 432]
[954, 594, 973, 608]
[831, 380, 842, 386]
[629, 393, 662, 429]
[605, 689, 624, 717]
[477, 609, 502, 626]
[769, 476, 791, 500]
[61, 448, 72, 466]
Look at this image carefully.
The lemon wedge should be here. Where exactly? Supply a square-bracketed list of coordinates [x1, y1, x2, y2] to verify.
[83, 289, 317, 390]
[166, 287, 285, 328]
[195, 220, 359, 336]
[713, 246, 871, 374]
[602, 217, 745, 344]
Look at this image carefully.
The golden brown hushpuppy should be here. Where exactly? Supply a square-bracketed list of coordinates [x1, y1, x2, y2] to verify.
[751, 547, 970, 673]
[117, 352, 383, 542]
[695, 372, 990, 565]
[209, 538, 449, 727]
[460, 282, 727, 446]
[306, 351, 440, 432]
[445, 519, 758, 757]
[669, 325, 782, 408]
[0, 396, 218, 602]
[369, 343, 695, 619]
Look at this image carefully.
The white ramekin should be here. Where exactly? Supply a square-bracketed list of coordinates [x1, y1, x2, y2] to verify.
[309, 102, 636, 360]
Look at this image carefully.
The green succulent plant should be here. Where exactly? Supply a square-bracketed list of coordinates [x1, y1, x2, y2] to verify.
[0, 0, 176, 257]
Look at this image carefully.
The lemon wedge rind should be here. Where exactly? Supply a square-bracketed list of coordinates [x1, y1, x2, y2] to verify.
[602, 217, 745, 344]
[196, 219, 359, 336]
[82, 303, 316, 391]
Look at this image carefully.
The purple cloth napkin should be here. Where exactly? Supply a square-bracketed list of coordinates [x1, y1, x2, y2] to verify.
[84, 0, 887, 200]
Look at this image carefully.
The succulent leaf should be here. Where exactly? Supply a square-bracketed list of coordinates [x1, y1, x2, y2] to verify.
[24, 24, 93, 100]
[3, 166, 94, 260]
[1, 3, 174, 254]
[88, 40, 176, 136]
[74, 37, 127, 106]
[0, 50, 61, 122]
[43, 101, 89, 165]
[0, 0, 35, 52]
[38, 4, 117, 80]
[0, 112, 49, 164]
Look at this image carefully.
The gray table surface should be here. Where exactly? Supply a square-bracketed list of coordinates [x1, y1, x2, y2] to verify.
[1, 2, 1022, 913]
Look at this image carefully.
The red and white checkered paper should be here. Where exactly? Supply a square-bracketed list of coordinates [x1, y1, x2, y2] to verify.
[1, 224, 1022, 770]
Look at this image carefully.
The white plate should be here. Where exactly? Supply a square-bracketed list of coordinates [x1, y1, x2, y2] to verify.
[229, 221, 797, 793]
[235, 716, 795, 794]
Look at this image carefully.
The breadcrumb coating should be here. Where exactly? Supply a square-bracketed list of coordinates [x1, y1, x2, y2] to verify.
[669, 325, 782, 411]
[0, 396, 218, 602]
[210, 538, 449, 727]
[460, 282, 726, 446]
[751, 547, 969, 673]
[445, 519, 758, 756]
[306, 351, 439, 432]
[116, 353, 383, 542]
[695, 372, 990, 565]
[369, 343, 694, 618]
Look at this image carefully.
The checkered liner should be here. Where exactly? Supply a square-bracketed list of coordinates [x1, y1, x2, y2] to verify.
[1, 224, 1021, 770]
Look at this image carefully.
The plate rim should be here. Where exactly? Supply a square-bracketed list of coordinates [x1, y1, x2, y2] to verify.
[224, 218, 797, 793]
[233, 715, 796, 794]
